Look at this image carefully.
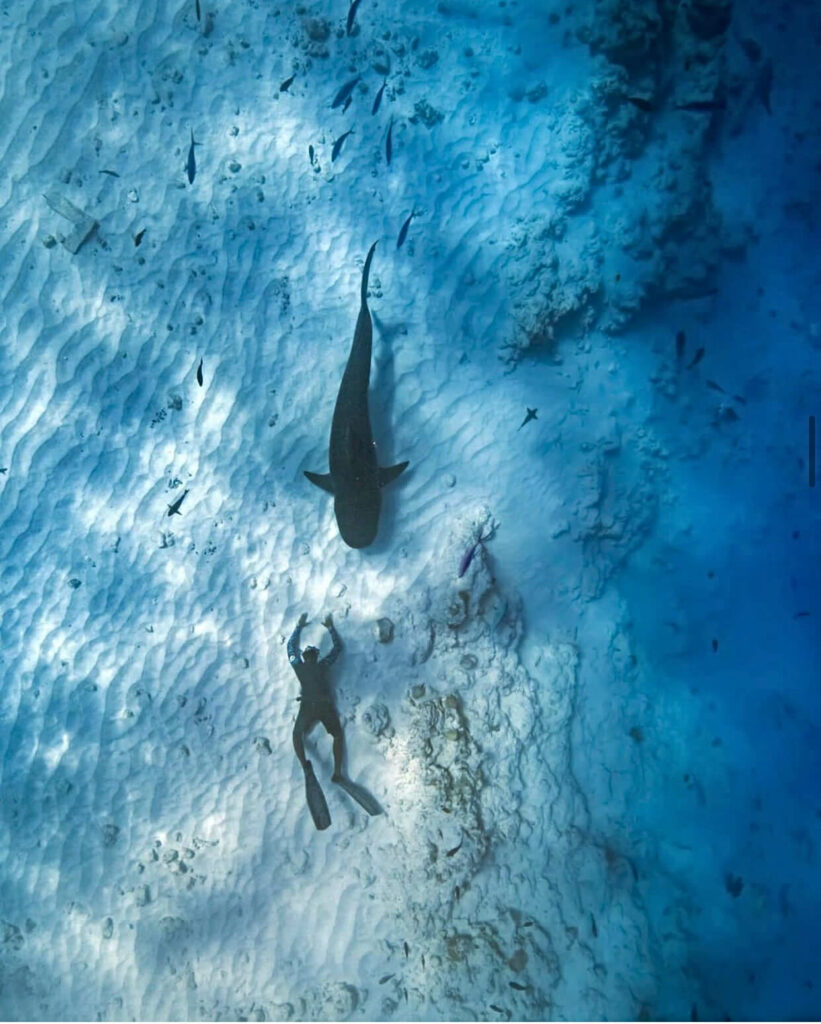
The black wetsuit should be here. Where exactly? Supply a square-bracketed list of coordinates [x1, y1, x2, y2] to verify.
[288, 619, 345, 778]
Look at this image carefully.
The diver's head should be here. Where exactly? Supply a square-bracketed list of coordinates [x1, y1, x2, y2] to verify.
[302, 646, 319, 663]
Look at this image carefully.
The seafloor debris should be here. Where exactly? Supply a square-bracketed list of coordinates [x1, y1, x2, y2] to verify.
[375, 617, 395, 643]
[43, 191, 98, 253]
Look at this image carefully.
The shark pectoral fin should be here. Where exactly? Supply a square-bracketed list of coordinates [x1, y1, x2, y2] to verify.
[378, 461, 409, 488]
[304, 471, 335, 494]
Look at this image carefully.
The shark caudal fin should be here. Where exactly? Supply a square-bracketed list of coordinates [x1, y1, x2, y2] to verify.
[361, 241, 378, 305]
[378, 461, 409, 488]
[304, 471, 335, 493]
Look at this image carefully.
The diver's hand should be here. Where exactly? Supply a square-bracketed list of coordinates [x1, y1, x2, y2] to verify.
[298, 612, 308, 627]
[323, 614, 333, 629]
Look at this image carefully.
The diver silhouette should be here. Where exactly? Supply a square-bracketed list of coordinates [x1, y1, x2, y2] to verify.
[288, 612, 382, 830]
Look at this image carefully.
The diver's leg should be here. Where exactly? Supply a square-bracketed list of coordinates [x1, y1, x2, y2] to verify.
[323, 708, 381, 815]
[292, 707, 311, 769]
[324, 709, 345, 781]
[294, 709, 330, 830]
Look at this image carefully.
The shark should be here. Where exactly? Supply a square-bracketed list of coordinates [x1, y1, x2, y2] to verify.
[305, 242, 408, 547]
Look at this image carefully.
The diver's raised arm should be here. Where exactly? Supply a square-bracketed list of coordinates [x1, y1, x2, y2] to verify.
[321, 614, 343, 665]
[288, 612, 308, 665]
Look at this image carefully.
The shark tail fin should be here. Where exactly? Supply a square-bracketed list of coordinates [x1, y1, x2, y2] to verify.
[378, 461, 409, 488]
[361, 241, 378, 305]
[304, 470, 335, 494]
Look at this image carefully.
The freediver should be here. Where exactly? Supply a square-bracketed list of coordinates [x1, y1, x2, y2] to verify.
[288, 612, 382, 830]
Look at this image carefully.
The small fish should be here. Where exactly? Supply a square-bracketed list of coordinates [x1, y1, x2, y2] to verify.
[522, 921, 534, 927]
[794, 611, 810, 619]
[346, 0, 362, 35]
[404, 988, 408, 1003]
[195, 0, 201, 20]
[196, 359, 203, 386]
[591, 913, 598, 938]
[331, 74, 361, 109]
[676, 99, 727, 112]
[280, 73, 295, 92]
[385, 117, 394, 165]
[712, 638, 718, 652]
[738, 36, 762, 62]
[732, 394, 747, 405]
[458, 533, 484, 578]
[100, 169, 120, 177]
[134, 228, 146, 247]
[403, 941, 409, 958]
[721, 406, 740, 422]
[706, 379, 726, 394]
[626, 96, 655, 112]
[167, 489, 189, 516]
[675, 329, 686, 361]
[397, 209, 416, 249]
[342, 95, 352, 114]
[187, 129, 198, 184]
[454, 884, 460, 900]
[421, 954, 425, 968]
[518, 407, 538, 430]
[509, 982, 527, 991]
[372, 78, 387, 115]
[691, 1003, 699, 1022]
[308, 144, 315, 166]
[679, 285, 719, 301]
[445, 836, 462, 857]
[379, 974, 394, 985]
[490, 1005, 506, 1016]
[687, 346, 705, 369]
[331, 128, 354, 162]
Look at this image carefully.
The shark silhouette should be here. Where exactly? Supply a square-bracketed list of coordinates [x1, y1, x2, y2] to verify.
[305, 242, 408, 548]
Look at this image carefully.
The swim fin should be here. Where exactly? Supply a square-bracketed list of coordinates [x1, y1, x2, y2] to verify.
[333, 774, 382, 816]
[304, 761, 331, 830]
